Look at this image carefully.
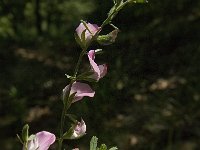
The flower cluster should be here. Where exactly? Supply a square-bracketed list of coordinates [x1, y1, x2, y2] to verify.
[21, 22, 109, 150]
[19, 0, 145, 149]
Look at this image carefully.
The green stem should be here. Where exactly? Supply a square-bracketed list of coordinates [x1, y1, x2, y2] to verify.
[58, 50, 86, 150]
[101, 1, 129, 28]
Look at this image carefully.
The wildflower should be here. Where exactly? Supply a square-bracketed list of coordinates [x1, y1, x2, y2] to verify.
[76, 22, 100, 45]
[25, 131, 55, 150]
[63, 82, 95, 103]
[88, 50, 107, 81]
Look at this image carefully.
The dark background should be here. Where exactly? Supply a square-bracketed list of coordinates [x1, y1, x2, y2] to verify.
[0, 0, 200, 149]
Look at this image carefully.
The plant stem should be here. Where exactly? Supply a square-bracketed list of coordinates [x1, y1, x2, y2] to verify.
[58, 50, 86, 150]
[57, 2, 130, 148]
[101, 1, 129, 28]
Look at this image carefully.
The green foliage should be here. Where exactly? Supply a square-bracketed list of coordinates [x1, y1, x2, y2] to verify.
[90, 136, 98, 150]
[90, 136, 118, 150]
[22, 124, 29, 142]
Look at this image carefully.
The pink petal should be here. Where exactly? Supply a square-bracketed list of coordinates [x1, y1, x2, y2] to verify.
[76, 22, 100, 43]
[88, 50, 95, 60]
[71, 82, 95, 103]
[75, 23, 85, 38]
[99, 64, 107, 78]
[88, 50, 100, 80]
[87, 23, 99, 34]
[36, 131, 55, 150]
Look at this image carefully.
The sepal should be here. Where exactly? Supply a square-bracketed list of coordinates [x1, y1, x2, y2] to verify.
[77, 71, 98, 82]
[75, 32, 86, 50]
[97, 29, 119, 45]
[22, 124, 29, 143]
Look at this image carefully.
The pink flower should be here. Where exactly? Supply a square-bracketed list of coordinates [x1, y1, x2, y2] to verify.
[88, 50, 107, 81]
[25, 131, 55, 150]
[76, 22, 100, 44]
[63, 82, 95, 103]
[70, 119, 86, 139]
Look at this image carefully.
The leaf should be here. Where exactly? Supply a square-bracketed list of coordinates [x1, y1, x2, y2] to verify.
[99, 144, 107, 150]
[22, 124, 29, 142]
[77, 71, 97, 82]
[77, 71, 94, 79]
[63, 126, 74, 139]
[90, 136, 98, 150]
[109, 147, 118, 150]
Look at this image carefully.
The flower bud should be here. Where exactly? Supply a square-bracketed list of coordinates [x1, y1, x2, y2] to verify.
[75, 22, 100, 48]
[63, 119, 86, 140]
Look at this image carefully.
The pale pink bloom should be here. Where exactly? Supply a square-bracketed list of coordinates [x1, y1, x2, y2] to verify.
[25, 131, 55, 150]
[70, 119, 86, 139]
[63, 82, 95, 103]
[88, 50, 107, 81]
[72, 148, 79, 150]
[76, 22, 100, 44]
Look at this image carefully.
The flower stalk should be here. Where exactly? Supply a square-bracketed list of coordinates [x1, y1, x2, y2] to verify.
[58, 49, 86, 150]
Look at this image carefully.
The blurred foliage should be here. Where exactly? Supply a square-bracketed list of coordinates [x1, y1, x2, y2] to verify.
[0, 0, 200, 149]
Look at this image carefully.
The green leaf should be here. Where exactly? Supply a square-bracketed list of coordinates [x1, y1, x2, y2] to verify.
[109, 147, 118, 150]
[77, 71, 97, 82]
[79, 77, 97, 82]
[99, 144, 107, 150]
[90, 136, 98, 150]
[22, 124, 29, 142]
[97, 29, 119, 45]
[77, 71, 94, 79]
[63, 126, 74, 139]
